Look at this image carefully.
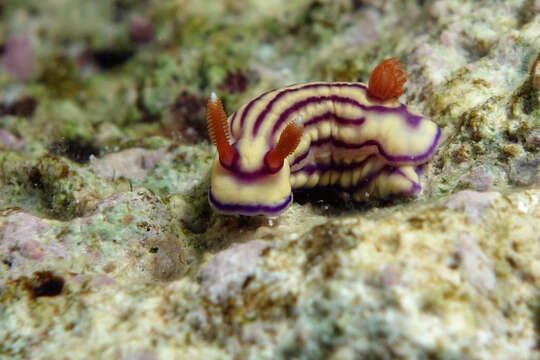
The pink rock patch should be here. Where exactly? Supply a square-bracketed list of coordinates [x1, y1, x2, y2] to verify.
[2, 34, 34, 80]
[199, 240, 271, 304]
[2, 212, 48, 243]
[461, 166, 495, 191]
[381, 264, 402, 288]
[0, 129, 26, 150]
[93, 275, 116, 287]
[446, 190, 498, 223]
[0, 212, 53, 279]
[47, 241, 69, 259]
[19, 240, 45, 260]
[90, 148, 166, 180]
[456, 235, 496, 293]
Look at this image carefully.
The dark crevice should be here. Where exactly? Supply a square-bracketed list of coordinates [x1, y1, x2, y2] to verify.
[50, 138, 100, 163]
[30, 271, 65, 298]
[0, 97, 38, 117]
[90, 48, 135, 70]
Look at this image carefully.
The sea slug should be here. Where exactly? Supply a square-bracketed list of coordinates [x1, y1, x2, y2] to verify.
[207, 58, 441, 215]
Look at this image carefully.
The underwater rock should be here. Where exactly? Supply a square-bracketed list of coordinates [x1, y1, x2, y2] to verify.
[0, 0, 539, 359]
[509, 155, 539, 186]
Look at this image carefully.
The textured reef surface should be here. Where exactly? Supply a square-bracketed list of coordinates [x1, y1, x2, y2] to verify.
[0, 0, 539, 359]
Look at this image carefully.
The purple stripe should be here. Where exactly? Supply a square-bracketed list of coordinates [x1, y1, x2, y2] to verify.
[290, 111, 366, 167]
[295, 126, 440, 164]
[209, 190, 293, 216]
[404, 109, 423, 127]
[400, 175, 421, 196]
[371, 166, 421, 196]
[268, 95, 423, 137]
[402, 183, 421, 196]
[291, 148, 309, 166]
[303, 111, 366, 127]
[291, 155, 376, 175]
[251, 83, 368, 136]
[238, 87, 277, 129]
[381, 167, 421, 196]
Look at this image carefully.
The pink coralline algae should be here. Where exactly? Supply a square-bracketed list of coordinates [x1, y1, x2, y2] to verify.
[456, 235, 496, 294]
[0, 212, 67, 263]
[0, 212, 54, 280]
[461, 166, 494, 191]
[1, 212, 48, 244]
[71, 274, 116, 288]
[90, 148, 166, 181]
[2, 35, 34, 80]
[381, 264, 402, 288]
[446, 190, 498, 224]
[0, 129, 26, 150]
[19, 240, 45, 260]
[199, 240, 271, 304]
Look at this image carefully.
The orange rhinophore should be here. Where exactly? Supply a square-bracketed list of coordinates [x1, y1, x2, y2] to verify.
[368, 57, 407, 101]
[207, 93, 235, 167]
[265, 118, 303, 172]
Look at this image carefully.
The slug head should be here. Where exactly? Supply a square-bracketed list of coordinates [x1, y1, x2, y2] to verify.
[206, 95, 303, 215]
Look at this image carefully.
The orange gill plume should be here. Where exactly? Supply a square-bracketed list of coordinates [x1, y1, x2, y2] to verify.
[265, 116, 304, 172]
[207, 92, 235, 167]
[368, 58, 407, 101]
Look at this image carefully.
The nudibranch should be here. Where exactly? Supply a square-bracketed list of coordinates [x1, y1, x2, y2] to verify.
[207, 58, 441, 216]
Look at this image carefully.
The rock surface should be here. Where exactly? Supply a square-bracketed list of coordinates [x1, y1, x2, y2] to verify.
[0, 0, 539, 359]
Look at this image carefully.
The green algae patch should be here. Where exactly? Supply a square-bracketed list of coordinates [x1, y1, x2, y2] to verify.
[29, 155, 115, 220]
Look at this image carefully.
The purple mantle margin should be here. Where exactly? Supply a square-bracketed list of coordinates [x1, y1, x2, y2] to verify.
[209, 190, 293, 216]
